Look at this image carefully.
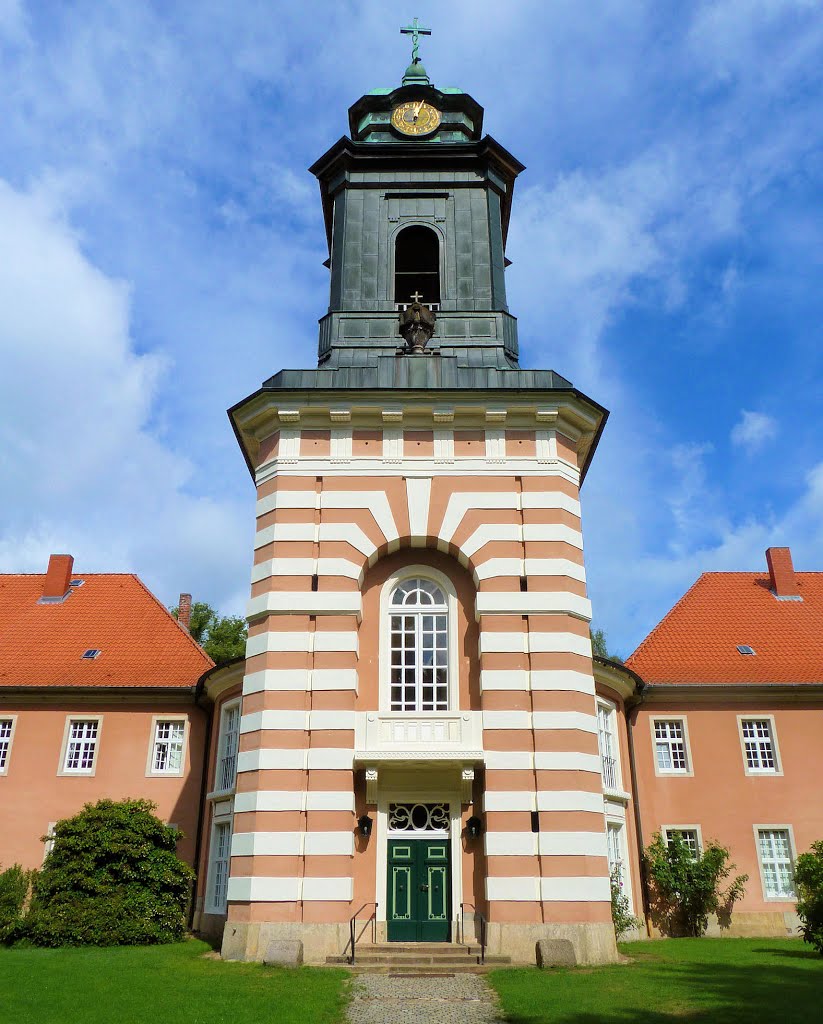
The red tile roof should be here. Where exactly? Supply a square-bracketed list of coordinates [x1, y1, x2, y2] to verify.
[0, 572, 213, 688]
[626, 571, 823, 685]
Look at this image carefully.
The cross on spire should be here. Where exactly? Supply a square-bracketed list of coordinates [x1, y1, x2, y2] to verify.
[401, 17, 431, 65]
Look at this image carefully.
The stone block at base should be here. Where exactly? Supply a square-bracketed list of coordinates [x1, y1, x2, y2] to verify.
[486, 921, 619, 966]
[536, 938, 577, 968]
[221, 920, 350, 964]
[263, 939, 303, 967]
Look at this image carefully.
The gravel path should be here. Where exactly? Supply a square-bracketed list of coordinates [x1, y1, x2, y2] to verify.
[346, 973, 505, 1024]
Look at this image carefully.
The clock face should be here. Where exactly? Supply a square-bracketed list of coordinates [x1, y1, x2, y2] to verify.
[391, 100, 441, 136]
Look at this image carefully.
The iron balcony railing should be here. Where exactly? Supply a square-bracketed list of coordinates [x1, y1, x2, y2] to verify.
[395, 301, 441, 312]
[217, 753, 237, 792]
[601, 754, 618, 791]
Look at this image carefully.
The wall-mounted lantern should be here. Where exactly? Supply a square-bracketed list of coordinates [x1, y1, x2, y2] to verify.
[466, 815, 483, 839]
[358, 814, 373, 839]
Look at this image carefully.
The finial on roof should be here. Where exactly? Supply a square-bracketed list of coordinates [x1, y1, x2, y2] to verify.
[400, 17, 431, 86]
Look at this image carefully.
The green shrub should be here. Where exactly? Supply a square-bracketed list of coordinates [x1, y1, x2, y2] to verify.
[0, 864, 31, 942]
[795, 840, 823, 955]
[25, 798, 195, 947]
[644, 831, 748, 936]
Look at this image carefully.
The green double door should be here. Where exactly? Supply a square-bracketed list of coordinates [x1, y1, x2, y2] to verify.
[387, 839, 450, 941]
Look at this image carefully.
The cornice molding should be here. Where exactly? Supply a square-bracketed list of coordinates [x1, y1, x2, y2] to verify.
[0, 685, 198, 708]
[200, 660, 245, 704]
[593, 657, 642, 702]
[641, 682, 823, 706]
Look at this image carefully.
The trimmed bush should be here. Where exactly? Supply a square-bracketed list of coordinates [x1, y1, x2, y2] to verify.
[644, 831, 747, 936]
[25, 798, 195, 946]
[795, 840, 823, 954]
[0, 864, 30, 942]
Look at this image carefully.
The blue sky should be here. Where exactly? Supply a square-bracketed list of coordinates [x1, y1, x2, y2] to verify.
[0, 0, 821, 657]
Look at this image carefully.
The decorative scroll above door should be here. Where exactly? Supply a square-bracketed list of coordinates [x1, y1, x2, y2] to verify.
[388, 802, 450, 833]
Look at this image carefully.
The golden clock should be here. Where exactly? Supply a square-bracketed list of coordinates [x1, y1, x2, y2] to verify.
[391, 100, 441, 136]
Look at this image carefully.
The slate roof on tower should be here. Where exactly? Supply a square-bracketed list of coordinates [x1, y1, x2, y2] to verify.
[626, 548, 823, 686]
[0, 557, 213, 689]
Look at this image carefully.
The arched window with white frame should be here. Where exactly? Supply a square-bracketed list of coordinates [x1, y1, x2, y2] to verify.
[388, 576, 449, 712]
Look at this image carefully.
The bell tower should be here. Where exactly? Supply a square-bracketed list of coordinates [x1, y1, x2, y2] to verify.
[226, 24, 617, 968]
[311, 40, 521, 371]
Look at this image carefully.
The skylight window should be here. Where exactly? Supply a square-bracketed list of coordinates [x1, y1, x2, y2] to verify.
[70, 579, 85, 587]
[737, 645, 756, 656]
[81, 649, 101, 660]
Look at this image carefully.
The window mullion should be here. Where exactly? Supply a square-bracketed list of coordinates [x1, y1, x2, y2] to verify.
[415, 612, 422, 711]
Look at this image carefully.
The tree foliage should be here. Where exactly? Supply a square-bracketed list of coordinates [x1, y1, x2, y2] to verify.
[24, 799, 195, 946]
[590, 627, 623, 664]
[171, 600, 247, 665]
[0, 864, 31, 942]
[795, 840, 823, 955]
[644, 831, 748, 937]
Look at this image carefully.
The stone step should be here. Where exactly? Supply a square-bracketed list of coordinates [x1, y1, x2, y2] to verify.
[354, 943, 483, 955]
[353, 963, 508, 975]
[325, 946, 512, 971]
[322, 963, 507, 975]
[350, 950, 505, 958]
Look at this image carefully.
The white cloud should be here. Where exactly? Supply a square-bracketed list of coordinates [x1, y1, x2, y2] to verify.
[0, 177, 251, 612]
[730, 410, 778, 452]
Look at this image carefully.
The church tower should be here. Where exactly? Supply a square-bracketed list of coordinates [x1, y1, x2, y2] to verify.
[225, 24, 616, 965]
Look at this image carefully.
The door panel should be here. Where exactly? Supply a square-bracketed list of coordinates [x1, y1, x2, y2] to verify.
[387, 843, 416, 941]
[387, 839, 450, 941]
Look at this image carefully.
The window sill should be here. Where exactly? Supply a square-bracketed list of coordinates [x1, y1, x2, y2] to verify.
[603, 788, 632, 804]
[207, 788, 236, 801]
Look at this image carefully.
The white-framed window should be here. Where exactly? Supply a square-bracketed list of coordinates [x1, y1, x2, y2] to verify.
[387, 574, 450, 712]
[147, 717, 187, 776]
[663, 826, 702, 860]
[739, 717, 780, 774]
[215, 700, 240, 793]
[0, 717, 16, 774]
[59, 717, 101, 775]
[206, 818, 232, 914]
[651, 717, 692, 775]
[43, 823, 57, 863]
[597, 700, 620, 791]
[606, 817, 635, 914]
[607, 822, 625, 885]
[756, 827, 795, 899]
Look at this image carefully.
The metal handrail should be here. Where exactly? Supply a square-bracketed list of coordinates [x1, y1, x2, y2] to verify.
[459, 902, 487, 965]
[348, 902, 378, 965]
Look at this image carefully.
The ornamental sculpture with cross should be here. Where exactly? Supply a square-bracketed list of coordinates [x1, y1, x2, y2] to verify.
[398, 291, 436, 354]
[401, 17, 431, 66]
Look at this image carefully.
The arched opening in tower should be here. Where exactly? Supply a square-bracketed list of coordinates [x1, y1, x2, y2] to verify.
[394, 225, 441, 306]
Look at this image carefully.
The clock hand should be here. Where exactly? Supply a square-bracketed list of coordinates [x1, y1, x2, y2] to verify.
[413, 99, 424, 121]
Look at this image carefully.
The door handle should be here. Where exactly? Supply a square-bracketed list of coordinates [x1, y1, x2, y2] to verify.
[419, 884, 429, 892]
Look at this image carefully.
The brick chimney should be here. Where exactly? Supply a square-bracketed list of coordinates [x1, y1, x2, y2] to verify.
[178, 593, 192, 632]
[766, 547, 799, 598]
[42, 554, 74, 601]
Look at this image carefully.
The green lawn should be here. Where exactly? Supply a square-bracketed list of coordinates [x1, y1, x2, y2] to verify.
[489, 938, 823, 1024]
[0, 939, 348, 1024]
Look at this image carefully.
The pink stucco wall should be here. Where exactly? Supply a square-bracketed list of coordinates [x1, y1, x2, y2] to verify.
[0, 701, 206, 870]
